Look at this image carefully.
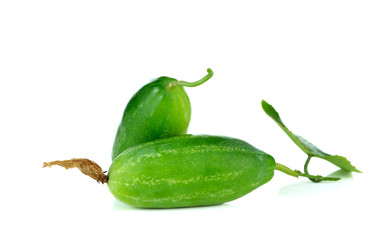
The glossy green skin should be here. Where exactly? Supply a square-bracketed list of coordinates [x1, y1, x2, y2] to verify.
[108, 135, 276, 208]
[112, 77, 191, 160]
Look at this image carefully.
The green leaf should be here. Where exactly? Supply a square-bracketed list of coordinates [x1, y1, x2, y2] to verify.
[262, 100, 361, 173]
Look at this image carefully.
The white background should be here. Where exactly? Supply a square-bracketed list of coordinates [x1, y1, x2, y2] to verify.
[1, 1, 367, 239]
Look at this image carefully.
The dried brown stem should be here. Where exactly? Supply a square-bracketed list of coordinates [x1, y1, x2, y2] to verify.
[43, 158, 108, 183]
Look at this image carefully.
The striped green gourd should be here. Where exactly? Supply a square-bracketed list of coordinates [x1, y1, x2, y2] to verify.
[108, 135, 275, 208]
[111, 69, 213, 160]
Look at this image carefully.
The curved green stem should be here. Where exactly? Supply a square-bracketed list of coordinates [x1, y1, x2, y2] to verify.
[166, 68, 214, 90]
[275, 162, 340, 181]
[304, 155, 322, 183]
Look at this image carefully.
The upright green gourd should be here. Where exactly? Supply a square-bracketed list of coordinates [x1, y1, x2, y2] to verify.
[111, 69, 213, 160]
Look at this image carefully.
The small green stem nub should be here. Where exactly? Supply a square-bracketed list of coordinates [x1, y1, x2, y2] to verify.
[274, 163, 299, 177]
[167, 68, 214, 90]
